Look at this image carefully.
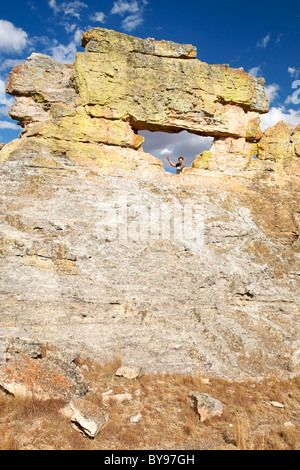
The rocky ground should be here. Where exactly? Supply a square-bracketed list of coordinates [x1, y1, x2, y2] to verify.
[0, 345, 299, 450]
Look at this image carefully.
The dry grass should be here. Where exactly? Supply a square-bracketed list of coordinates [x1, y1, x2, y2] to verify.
[0, 357, 299, 450]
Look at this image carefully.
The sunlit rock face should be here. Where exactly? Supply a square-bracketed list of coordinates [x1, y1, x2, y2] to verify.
[74, 28, 268, 138]
[0, 29, 299, 381]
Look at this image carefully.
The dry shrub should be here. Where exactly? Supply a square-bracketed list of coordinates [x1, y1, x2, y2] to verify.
[234, 415, 249, 450]
[117, 427, 142, 448]
[11, 396, 66, 422]
[278, 425, 298, 450]
[0, 427, 19, 450]
[183, 409, 198, 437]
[0, 392, 7, 412]
[67, 428, 89, 450]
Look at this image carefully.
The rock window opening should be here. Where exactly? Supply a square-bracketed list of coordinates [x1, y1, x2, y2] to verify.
[138, 130, 214, 173]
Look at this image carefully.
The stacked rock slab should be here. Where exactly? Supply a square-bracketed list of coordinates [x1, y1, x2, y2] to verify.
[3, 27, 270, 173]
[74, 28, 268, 171]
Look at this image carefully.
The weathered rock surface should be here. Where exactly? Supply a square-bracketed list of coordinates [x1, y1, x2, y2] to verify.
[103, 392, 132, 405]
[0, 352, 88, 400]
[4, 27, 299, 174]
[115, 365, 143, 380]
[0, 155, 299, 379]
[0, 28, 299, 381]
[7, 53, 76, 129]
[258, 121, 300, 169]
[188, 391, 224, 422]
[69, 398, 109, 438]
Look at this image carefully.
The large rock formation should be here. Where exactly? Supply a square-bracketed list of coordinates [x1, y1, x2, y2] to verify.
[0, 28, 299, 381]
[3, 27, 271, 173]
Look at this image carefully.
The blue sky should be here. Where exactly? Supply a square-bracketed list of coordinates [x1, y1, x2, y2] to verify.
[0, 0, 299, 168]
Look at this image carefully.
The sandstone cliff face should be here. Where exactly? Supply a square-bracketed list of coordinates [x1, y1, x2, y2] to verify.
[0, 28, 299, 380]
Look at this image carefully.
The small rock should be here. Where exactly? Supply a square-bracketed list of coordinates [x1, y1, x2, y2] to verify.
[269, 401, 285, 408]
[200, 378, 210, 385]
[70, 398, 109, 438]
[188, 391, 224, 422]
[115, 365, 143, 380]
[130, 412, 142, 423]
[81, 364, 89, 373]
[284, 421, 295, 428]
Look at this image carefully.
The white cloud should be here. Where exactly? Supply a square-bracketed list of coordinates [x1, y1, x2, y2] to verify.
[48, 0, 88, 19]
[90, 12, 106, 23]
[260, 106, 300, 131]
[111, 0, 148, 32]
[49, 0, 58, 13]
[265, 84, 280, 103]
[0, 20, 28, 54]
[63, 1, 88, 19]
[288, 67, 300, 78]
[64, 23, 77, 33]
[0, 58, 24, 72]
[0, 79, 14, 108]
[248, 66, 263, 77]
[111, 0, 140, 15]
[0, 120, 19, 130]
[139, 130, 213, 167]
[257, 33, 271, 48]
[121, 14, 144, 32]
[50, 41, 77, 63]
[285, 95, 294, 105]
[160, 147, 172, 156]
[50, 28, 82, 63]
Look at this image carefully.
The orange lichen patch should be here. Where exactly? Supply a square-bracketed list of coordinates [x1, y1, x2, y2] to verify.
[0, 354, 86, 401]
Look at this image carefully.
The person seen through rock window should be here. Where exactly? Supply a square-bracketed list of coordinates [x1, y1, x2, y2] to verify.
[166, 156, 186, 174]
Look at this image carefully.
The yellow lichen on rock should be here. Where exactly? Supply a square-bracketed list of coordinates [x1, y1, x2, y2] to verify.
[291, 124, 300, 157]
[192, 151, 211, 169]
[26, 114, 144, 149]
[72, 29, 268, 140]
[258, 121, 296, 163]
